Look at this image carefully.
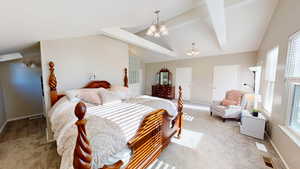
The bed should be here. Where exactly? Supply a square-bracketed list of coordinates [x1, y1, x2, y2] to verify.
[47, 61, 184, 169]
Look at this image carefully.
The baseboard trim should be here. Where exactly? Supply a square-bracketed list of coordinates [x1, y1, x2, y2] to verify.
[0, 121, 8, 134]
[268, 136, 290, 169]
[7, 113, 42, 122]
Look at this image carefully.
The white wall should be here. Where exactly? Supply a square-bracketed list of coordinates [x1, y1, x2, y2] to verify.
[41, 35, 129, 111]
[145, 51, 257, 104]
[257, 0, 300, 168]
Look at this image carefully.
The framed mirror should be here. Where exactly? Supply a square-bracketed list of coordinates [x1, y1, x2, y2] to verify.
[157, 68, 172, 86]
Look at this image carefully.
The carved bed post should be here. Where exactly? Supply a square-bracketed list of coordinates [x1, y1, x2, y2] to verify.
[48, 61, 58, 106]
[73, 102, 92, 169]
[124, 68, 128, 87]
[177, 86, 184, 138]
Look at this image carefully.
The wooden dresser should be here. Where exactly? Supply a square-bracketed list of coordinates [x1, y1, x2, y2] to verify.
[152, 68, 175, 100]
[152, 85, 175, 99]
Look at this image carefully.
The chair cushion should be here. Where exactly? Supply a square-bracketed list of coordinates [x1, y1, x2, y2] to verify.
[225, 90, 243, 105]
[221, 99, 238, 106]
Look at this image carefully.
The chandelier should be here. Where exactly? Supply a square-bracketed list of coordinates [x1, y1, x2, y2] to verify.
[146, 10, 168, 38]
[186, 43, 200, 56]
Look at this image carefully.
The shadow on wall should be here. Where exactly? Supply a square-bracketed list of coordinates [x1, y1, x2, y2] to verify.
[0, 43, 44, 120]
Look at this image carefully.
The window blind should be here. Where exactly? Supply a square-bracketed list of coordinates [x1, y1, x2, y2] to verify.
[265, 47, 279, 82]
[286, 31, 300, 78]
[129, 55, 140, 84]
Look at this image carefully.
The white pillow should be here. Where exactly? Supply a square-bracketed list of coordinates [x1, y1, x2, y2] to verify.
[77, 91, 102, 105]
[99, 88, 122, 105]
[64, 88, 104, 102]
[109, 85, 130, 100]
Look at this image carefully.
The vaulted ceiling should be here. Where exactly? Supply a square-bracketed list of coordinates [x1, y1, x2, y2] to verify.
[0, 0, 278, 63]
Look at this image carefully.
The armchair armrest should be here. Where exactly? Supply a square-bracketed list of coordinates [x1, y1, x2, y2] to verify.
[211, 100, 222, 106]
[228, 105, 242, 110]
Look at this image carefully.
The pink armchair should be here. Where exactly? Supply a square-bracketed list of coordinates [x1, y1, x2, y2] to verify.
[210, 90, 247, 122]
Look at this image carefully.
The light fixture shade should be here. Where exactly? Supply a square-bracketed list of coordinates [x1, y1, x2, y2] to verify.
[146, 29, 154, 36]
[149, 25, 156, 32]
[186, 43, 200, 56]
[154, 32, 161, 38]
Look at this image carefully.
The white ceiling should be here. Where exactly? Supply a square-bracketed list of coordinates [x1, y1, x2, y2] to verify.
[0, 0, 278, 63]
[0, 0, 195, 54]
[130, 0, 279, 62]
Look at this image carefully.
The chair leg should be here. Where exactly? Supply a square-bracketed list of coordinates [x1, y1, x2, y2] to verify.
[210, 112, 212, 116]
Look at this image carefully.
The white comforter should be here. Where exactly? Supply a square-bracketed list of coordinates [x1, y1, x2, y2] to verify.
[48, 95, 177, 169]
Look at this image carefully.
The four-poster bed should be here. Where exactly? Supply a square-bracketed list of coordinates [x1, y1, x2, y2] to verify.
[48, 61, 184, 169]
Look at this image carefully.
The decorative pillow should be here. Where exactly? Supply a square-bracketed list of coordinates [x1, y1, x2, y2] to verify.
[99, 89, 122, 105]
[65, 89, 81, 102]
[221, 99, 238, 106]
[109, 85, 130, 100]
[77, 91, 102, 105]
[64, 88, 103, 102]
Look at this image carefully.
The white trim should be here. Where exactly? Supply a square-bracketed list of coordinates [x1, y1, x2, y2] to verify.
[279, 125, 300, 148]
[7, 113, 42, 122]
[0, 121, 7, 134]
[268, 137, 290, 169]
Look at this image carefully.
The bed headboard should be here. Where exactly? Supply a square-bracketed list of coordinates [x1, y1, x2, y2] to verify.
[48, 61, 129, 106]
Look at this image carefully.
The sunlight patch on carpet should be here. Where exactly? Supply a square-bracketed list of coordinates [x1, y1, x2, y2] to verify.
[183, 113, 194, 121]
[184, 104, 210, 111]
[171, 129, 204, 149]
[256, 142, 268, 152]
[147, 159, 176, 169]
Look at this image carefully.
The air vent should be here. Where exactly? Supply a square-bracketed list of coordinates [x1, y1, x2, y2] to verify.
[263, 156, 274, 168]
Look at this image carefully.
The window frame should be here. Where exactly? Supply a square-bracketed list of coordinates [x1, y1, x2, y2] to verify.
[285, 30, 300, 136]
[286, 81, 300, 135]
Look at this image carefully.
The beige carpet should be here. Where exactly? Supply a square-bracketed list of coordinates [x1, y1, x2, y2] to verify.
[0, 105, 285, 169]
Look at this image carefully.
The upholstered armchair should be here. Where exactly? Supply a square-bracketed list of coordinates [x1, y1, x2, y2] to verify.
[210, 90, 248, 122]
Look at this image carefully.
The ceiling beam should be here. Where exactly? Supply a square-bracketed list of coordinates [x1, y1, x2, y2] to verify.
[101, 28, 177, 57]
[204, 0, 227, 48]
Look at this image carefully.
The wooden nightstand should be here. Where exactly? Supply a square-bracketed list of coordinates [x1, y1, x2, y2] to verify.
[240, 110, 266, 140]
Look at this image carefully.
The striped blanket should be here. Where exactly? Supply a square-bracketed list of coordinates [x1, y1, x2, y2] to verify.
[48, 95, 177, 169]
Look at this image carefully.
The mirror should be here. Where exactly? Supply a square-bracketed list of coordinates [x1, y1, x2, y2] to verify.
[160, 72, 169, 85]
[157, 68, 172, 86]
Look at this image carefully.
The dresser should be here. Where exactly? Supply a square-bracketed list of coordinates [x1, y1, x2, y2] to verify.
[152, 85, 175, 99]
[151, 68, 175, 100]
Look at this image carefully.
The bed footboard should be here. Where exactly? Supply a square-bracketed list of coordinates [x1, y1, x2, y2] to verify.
[73, 87, 184, 169]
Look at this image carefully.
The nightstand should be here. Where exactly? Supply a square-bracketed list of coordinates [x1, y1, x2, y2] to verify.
[240, 110, 266, 140]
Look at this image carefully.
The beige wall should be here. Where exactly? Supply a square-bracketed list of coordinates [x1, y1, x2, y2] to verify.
[257, 0, 300, 168]
[145, 52, 257, 104]
[0, 60, 44, 120]
[41, 35, 129, 111]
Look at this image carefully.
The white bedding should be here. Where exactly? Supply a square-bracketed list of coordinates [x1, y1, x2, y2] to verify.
[48, 95, 177, 169]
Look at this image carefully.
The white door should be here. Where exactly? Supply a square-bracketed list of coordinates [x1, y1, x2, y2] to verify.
[212, 65, 240, 100]
[176, 67, 192, 100]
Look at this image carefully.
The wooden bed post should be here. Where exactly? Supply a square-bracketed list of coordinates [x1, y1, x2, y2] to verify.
[177, 86, 184, 138]
[124, 68, 128, 87]
[48, 61, 58, 106]
[73, 102, 92, 169]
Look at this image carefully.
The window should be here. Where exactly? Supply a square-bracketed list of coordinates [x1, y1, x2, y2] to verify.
[129, 55, 140, 84]
[286, 31, 300, 78]
[286, 31, 300, 133]
[263, 46, 279, 113]
[290, 84, 300, 132]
